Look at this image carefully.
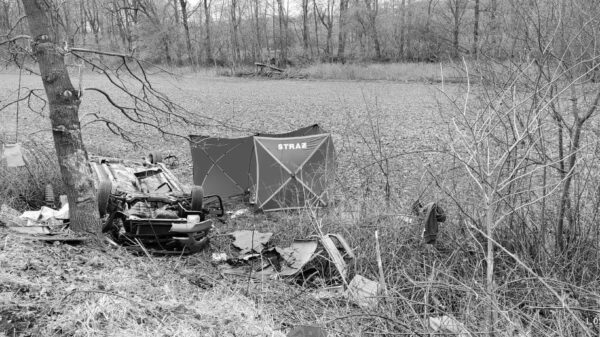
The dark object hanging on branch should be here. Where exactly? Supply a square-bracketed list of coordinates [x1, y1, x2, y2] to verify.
[412, 200, 446, 244]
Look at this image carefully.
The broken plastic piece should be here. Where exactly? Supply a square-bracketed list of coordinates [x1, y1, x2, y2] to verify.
[428, 315, 469, 337]
[274, 240, 319, 276]
[212, 253, 228, 262]
[230, 230, 273, 254]
[170, 219, 213, 233]
[287, 325, 327, 337]
[347, 275, 380, 308]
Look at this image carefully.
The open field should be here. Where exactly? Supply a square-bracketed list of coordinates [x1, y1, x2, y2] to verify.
[0, 70, 445, 197]
[1, 70, 599, 336]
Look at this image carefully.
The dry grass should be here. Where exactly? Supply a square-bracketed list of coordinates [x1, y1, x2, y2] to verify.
[1, 68, 599, 336]
[0, 233, 284, 336]
[302, 62, 466, 82]
[0, 141, 62, 210]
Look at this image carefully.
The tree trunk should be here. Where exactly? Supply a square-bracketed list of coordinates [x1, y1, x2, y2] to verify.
[490, 0, 497, 54]
[365, 0, 381, 59]
[556, 120, 583, 252]
[453, 8, 460, 57]
[313, 0, 320, 57]
[254, 0, 261, 60]
[179, 0, 194, 66]
[485, 195, 496, 336]
[230, 0, 240, 64]
[473, 0, 480, 57]
[21, 0, 100, 234]
[173, 0, 180, 24]
[276, 0, 286, 65]
[399, 0, 405, 59]
[337, 0, 348, 61]
[203, 0, 212, 64]
[0, 1, 10, 31]
[326, 22, 332, 57]
[405, 0, 412, 59]
[302, 0, 310, 57]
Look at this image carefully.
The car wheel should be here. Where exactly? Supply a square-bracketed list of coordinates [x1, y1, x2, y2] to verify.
[97, 180, 112, 217]
[191, 186, 204, 211]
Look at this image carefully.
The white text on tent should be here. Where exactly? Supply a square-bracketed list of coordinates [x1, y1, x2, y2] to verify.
[278, 143, 308, 150]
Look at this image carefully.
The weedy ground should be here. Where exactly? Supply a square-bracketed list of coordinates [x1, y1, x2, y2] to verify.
[0, 67, 598, 336]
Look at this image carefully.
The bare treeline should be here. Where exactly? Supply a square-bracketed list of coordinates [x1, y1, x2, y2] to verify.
[0, 0, 531, 66]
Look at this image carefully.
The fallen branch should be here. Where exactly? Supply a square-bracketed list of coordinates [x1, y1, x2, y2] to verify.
[255, 62, 284, 73]
[71, 47, 133, 58]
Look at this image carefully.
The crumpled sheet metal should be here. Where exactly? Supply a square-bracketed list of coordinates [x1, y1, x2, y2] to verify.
[319, 234, 349, 279]
[269, 240, 318, 276]
[219, 240, 318, 279]
[230, 230, 273, 254]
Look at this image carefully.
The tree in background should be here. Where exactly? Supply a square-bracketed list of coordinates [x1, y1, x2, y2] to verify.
[0, 0, 552, 66]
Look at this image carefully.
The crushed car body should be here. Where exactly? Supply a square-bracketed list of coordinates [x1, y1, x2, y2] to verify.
[90, 155, 224, 254]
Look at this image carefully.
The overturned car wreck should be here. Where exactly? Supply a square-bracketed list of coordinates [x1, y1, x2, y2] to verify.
[91, 155, 224, 254]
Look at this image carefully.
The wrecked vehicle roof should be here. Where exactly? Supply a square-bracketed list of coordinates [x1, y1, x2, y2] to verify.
[90, 155, 224, 254]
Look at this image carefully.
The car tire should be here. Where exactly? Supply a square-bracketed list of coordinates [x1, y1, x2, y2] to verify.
[191, 186, 204, 211]
[148, 152, 163, 164]
[97, 180, 112, 217]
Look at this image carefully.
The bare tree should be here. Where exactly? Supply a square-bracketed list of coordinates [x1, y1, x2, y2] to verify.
[312, 0, 320, 58]
[337, 0, 348, 61]
[398, 0, 406, 59]
[253, 0, 261, 60]
[20, 0, 100, 233]
[472, 0, 479, 57]
[179, 0, 194, 66]
[316, 0, 334, 59]
[302, 0, 310, 57]
[276, 0, 287, 65]
[447, 0, 467, 58]
[230, 0, 241, 64]
[203, 0, 212, 63]
[364, 0, 381, 59]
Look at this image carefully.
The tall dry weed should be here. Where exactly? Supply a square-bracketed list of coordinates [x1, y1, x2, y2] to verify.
[0, 139, 62, 209]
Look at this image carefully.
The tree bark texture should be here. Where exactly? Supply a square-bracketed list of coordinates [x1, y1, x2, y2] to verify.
[276, 0, 286, 65]
[230, 0, 240, 64]
[203, 0, 212, 63]
[337, 0, 348, 61]
[473, 0, 480, 57]
[254, 0, 261, 60]
[399, 0, 406, 59]
[313, 0, 320, 57]
[365, 0, 381, 59]
[179, 0, 194, 66]
[302, 0, 309, 57]
[21, 0, 100, 234]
